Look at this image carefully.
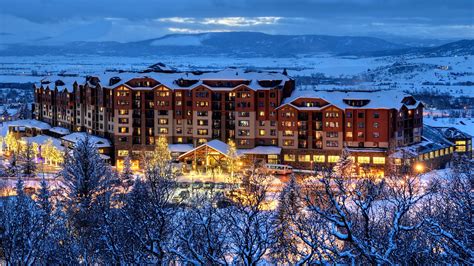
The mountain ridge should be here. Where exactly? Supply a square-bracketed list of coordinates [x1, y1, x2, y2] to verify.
[0, 32, 470, 57]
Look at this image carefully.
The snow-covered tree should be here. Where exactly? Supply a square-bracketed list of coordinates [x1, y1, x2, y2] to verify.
[333, 147, 355, 177]
[171, 194, 230, 265]
[271, 174, 304, 264]
[223, 162, 274, 265]
[59, 134, 115, 264]
[120, 138, 178, 264]
[423, 155, 473, 264]
[121, 155, 134, 190]
[225, 138, 240, 182]
[6, 150, 20, 177]
[20, 141, 37, 177]
[303, 173, 429, 264]
[0, 178, 43, 264]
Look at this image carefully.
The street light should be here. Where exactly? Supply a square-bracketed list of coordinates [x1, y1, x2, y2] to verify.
[414, 163, 424, 173]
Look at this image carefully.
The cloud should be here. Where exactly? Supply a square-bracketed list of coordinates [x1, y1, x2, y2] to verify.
[201, 17, 282, 27]
[0, 0, 472, 43]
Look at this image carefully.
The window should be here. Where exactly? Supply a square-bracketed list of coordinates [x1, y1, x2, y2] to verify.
[283, 130, 294, 136]
[197, 129, 208, 135]
[373, 157, 385, 164]
[358, 156, 370, 164]
[358, 122, 365, 128]
[283, 140, 294, 146]
[326, 132, 338, 138]
[119, 127, 129, 133]
[238, 130, 250, 136]
[284, 154, 295, 161]
[197, 119, 208, 126]
[259, 129, 266, 136]
[119, 118, 129, 124]
[346, 111, 352, 118]
[325, 112, 339, 118]
[239, 139, 250, 145]
[326, 141, 338, 147]
[239, 120, 250, 127]
[119, 109, 129, 115]
[373, 132, 380, 138]
[358, 112, 364, 118]
[198, 138, 207, 144]
[373, 122, 379, 128]
[176, 128, 182, 134]
[176, 101, 182, 106]
[177, 137, 183, 143]
[197, 111, 208, 116]
[347, 122, 352, 128]
[298, 155, 311, 162]
[270, 129, 276, 136]
[259, 121, 265, 126]
[118, 150, 129, 157]
[259, 111, 265, 116]
[328, 155, 340, 163]
[159, 128, 168, 134]
[373, 112, 380, 118]
[346, 132, 353, 138]
[325, 122, 339, 128]
[270, 92, 276, 98]
[313, 155, 325, 163]
[175, 92, 182, 97]
[357, 132, 364, 138]
[159, 119, 168, 125]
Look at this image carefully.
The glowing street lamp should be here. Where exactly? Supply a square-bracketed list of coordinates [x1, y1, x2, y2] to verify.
[414, 163, 424, 173]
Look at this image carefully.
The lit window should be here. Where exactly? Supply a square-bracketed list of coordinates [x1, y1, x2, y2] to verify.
[313, 155, 325, 163]
[118, 150, 129, 157]
[259, 111, 265, 116]
[328, 155, 340, 163]
[298, 155, 311, 162]
[357, 156, 370, 164]
[259, 129, 266, 136]
[284, 154, 296, 162]
[346, 132, 353, 138]
[119, 127, 129, 133]
[373, 157, 385, 164]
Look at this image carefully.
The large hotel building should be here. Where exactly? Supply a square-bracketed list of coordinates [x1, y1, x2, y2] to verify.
[33, 68, 438, 174]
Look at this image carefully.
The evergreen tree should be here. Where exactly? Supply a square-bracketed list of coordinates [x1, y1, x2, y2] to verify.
[271, 174, 303, 264]
[60, 134, 114, 264]
[7, 150, 20, 177]
[225, 138, 240, 182]
[121, 155, 134, 190]
[20, 142, 37, 177]
[333, 147, 355, 177]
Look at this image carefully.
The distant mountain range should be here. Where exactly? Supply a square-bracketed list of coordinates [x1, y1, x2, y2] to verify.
[0, 32, 471, 57]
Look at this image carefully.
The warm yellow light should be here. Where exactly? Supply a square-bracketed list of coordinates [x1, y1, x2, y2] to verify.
[414, 163, 424, 173]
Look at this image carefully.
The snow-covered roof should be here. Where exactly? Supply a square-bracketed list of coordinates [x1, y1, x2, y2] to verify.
[433, 127, 472, 139]
[424, 117, 474, 138]
[282, 88, 421, 110]
[36, 76, 78, 93]
[239, 146, 282, 155]
[390, 124, 454, 159]
[22, 135, 64, 151]
[8, 119, 51, 130]
[36, 68, 290, 92]
[49, 126, 71, 136]
[168, 143, 194, 153]
[178, 139, 231, 159]
[61, 132, 111, 148]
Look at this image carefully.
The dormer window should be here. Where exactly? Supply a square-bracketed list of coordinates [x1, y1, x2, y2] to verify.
[343, 99, 370, 107]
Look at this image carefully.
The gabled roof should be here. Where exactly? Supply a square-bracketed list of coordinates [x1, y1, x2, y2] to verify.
[283, 88, 422, 110]
[178, 139, 232, 159]
[61, 132, 111, 148]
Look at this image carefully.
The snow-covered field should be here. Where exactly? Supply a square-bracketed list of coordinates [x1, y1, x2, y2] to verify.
[0, 54, 472, 111]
